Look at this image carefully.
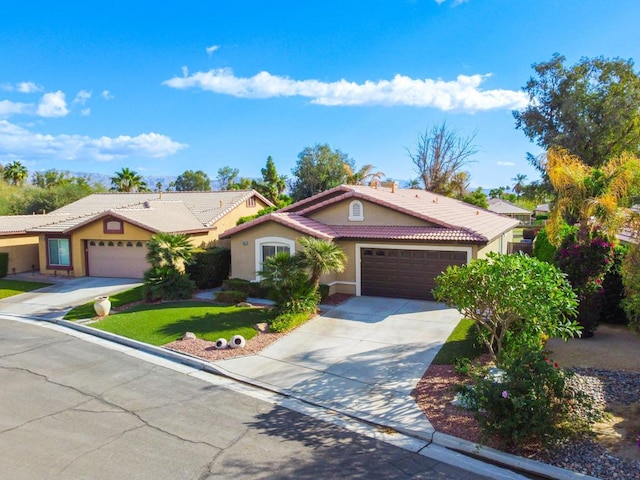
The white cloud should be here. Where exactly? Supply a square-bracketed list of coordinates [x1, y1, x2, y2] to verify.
[36, 91, 69, 117]
[435, 0, 469, 5]
[73, 90, 92, 105]
[17, 81, 43, 93]
[206, 45, 219, 56]
[80, 108, 91, 116]
[101, 90, 114, 100]
[497, 161, 515, 167]
[164, 68, 528, 112]
[0, 100, 33, 117]
[0, 120, 187, 162]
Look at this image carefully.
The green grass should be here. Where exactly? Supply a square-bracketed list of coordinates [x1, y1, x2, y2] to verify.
[0, 279, 52, 299]
[91, 301, 277, 345]
[432, 318, 487, 365]
[63, 286, 145, 321]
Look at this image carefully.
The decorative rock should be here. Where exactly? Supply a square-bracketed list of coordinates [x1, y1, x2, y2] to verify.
[214, 338, 228, 349]
[236, 302, 253, 307]
[229, 335, 246, 349]
[254, 322, 270, 333]
[182, 332, 197, 340]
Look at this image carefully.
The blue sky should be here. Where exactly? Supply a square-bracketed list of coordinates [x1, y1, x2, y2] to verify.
[1, 1, 639, 189]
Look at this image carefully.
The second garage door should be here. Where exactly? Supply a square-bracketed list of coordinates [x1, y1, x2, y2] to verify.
[361, 248, 467, 300]
[87, 240, 150, 278]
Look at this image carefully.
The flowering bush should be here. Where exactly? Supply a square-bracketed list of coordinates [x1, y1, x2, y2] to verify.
[460, 351, 600, 448]
[554, 235, 615, 336]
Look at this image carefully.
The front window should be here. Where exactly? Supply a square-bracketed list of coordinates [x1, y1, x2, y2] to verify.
[261, 244, 290, 262]
[255, 237, 296, 279]
[48, 237, 71, 267]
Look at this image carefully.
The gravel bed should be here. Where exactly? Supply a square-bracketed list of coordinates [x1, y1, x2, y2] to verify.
[415, 365, 640, 479]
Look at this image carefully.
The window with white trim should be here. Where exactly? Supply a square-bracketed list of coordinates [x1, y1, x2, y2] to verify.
[47, 237, 71, 267]
[348, 200, 364, 221]
[255, 237, 296, 278]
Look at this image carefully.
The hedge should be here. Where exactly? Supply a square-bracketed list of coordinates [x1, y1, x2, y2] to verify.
[222, 278, 269, 298]
[185, 247, 231, 289]
[270, 311, 313, 333]
[0, 252, 7, 278]
[214, 290, 248, 305]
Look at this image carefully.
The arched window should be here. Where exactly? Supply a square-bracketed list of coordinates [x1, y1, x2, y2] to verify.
[349, 200, 364, 221]
[255, 237, 296, 279]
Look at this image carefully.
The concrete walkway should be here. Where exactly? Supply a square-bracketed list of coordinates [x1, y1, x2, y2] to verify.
[0, 276, 142, 319]
[212, 296, 462, 437]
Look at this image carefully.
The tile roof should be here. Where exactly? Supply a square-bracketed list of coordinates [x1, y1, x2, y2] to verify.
[0, 215, 53, 235]
[1, 190, 272, 235]
[224, 184, 519, 244]
[487, 198, 532, 215]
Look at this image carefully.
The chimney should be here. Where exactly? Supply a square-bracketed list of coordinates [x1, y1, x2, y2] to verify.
[380, 180, 398, 193]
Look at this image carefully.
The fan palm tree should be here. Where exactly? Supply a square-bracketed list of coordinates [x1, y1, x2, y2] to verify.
[546, 147, 640, 245]
[145, 233, 194, 273]
[511, 173, 528, 199]
[344, 164, 385, 186]
[3, 160, 28, 186]
[296, 237, 347, 290]
[110, 167, 149, 192]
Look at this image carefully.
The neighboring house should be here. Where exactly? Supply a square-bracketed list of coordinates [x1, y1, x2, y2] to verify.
[0, 215, 49, 274]
[487, 198, 532, 225]
[222, 184, 519, 301]
[0, 190, 271, 279]
[534, 203, 550, 217]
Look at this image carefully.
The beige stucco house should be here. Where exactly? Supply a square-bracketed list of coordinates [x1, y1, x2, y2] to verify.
[487, 198, 532, 225]
[0, 215, 49, 274]
[222, 184, 519, 301]
[0, 190, 271, 279]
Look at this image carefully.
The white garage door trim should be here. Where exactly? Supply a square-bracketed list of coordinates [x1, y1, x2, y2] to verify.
[355, 243, 472, 297]
[87, 240, 150, 278]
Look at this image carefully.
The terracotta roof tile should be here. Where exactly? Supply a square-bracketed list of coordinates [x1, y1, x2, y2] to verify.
[329, 225, 483, 242]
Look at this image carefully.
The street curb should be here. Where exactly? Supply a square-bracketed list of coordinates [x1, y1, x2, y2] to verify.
[41, 317, 600, 480]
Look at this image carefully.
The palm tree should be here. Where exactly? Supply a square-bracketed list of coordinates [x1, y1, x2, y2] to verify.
[110, 167, 149, 192]
[344, 164, 385, 186]
[146, 233, 194, 273]
[3, 160, 28, 186]
[296, 237, 347, 290]
[511, 173, 528, 199]
[546, 147, 640, 245]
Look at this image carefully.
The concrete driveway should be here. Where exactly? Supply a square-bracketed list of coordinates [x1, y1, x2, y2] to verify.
[0, 277, 142, 319]
[212, 296, 462, 437]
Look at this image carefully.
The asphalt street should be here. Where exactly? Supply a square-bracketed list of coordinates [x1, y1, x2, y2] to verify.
[0, 317, 493, 480]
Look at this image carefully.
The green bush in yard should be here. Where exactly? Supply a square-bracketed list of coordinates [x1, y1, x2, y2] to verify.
[214, 290, 247, 305]
[185, 247, 231, 289]
[222, 278, 269, 298]
[270, 312, 313, 333]
[143, 267, 196, 302]
[0, 252, 8, 277]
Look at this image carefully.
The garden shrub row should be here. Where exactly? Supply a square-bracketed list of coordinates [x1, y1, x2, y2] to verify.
[185, 247, 230, 289]
[222, 278, 269, 298]
[270, 312, 313, 333]
[213, 290, 248, 304]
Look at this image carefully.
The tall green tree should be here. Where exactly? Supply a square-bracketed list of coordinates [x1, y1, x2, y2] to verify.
[344, 164, 385, 186]
[252, 156, 287, 204]
[174, 169, 211, 191]
[145, 232, 194, 273]
[514, 54, 640, 170]
[296, 237, 347, 291]
[511, 173, 527, 199]
[31, 169, 75, 189]
[546, 147, 640, 245]
[408, 121, 477, 195]
[110, 167, 149, 192]
[3, 161, 28, 186]
[291, 144, 354, 201]
[216, 166, 239, 190]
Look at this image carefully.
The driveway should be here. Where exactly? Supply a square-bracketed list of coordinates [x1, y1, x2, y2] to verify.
[212, 296, 462, 436]
[0, 277, 141, 319]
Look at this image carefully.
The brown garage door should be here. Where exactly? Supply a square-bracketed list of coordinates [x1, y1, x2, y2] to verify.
[361, 248, 467, 300]
[87, 240, 149, 278]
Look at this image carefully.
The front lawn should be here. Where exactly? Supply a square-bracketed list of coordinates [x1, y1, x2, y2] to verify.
[0, 279, 52, 300]
[63, 286, 145, 321]
[432, 318, 486, 364]
[91, 301, 277, 345]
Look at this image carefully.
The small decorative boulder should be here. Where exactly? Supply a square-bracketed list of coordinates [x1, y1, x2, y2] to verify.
[182, 332, 197, 340]
[214, 338, 228, 349]
[229, 335, 246, 349]
[236, 302, 253, 307]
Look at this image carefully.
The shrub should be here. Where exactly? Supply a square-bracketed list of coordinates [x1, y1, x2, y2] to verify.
[185, 247, 231, 289]
[143, 267, 196, 302]
[462, 351, 599, 448]
[213, 289, 248, 304]
[222, 278, 268, 298]
[532, 227, 556, 264]
[601, 244, 628, 325]
[270, 312, 313, 333]
[236, 206, 278, 225]
[318, 284, 330, 302]
[0, 252, 8, 277]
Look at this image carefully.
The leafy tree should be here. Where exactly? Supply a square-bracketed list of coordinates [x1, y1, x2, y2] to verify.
[433, 252, 580, 362]
[3, 160, 28, 186]
[230, 176, 253, 190]
[546, 147, 640, 245]
[290, 143, 354, 201]
[296, 237, 347, 291]
[31, 169, 75, 189]
[110, 167, 149, 192]
[408, 121, 477, 195]
[461, 187, 488, 208]
[252, 156, 287, 204]
[488, 187, 506, 199]
[514, 54, 640, 169]
[511, 173, 527, 199]
[174, 169, 211, 191]
[344, 163, 385, 186]
[259, 252, 318, 314]
[216, 166, 239, 190]
[144, 233, 196, 301]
